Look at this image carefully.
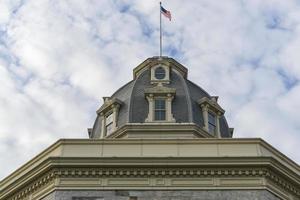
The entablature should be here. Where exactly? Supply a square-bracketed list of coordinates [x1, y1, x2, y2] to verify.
[96, 97, 123, 115]
[198, 96, 225, 115]
[144, 84, 176, 96]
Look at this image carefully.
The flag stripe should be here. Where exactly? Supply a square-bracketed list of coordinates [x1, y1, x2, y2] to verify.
[161, 6, 168, 13]
[160, 5, 171, 21]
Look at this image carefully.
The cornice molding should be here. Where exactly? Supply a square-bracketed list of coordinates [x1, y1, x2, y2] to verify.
[198, 96, 225, 115]
[2, 164, 299, 200]
[1, 138, 299, 188]
[107, 123, 213, 139]
[96, 98, 122, 115]
[1, 139, 299, 200]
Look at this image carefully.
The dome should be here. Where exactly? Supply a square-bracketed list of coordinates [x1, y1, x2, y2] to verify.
[89, 57, 233, 139]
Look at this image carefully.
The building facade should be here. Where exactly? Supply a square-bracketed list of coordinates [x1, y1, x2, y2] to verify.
[0, 57, 299, 200]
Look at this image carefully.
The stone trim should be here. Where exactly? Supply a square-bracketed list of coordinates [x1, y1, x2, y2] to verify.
[96, 98, 122, 115]
[198, 97, 225, 115]
[144, 84, 176, 123]
[133, 57, 188, 80]
[4, 166, 299, 200]
[144, 84, 176, 95]
[198, 97, 225, 138]
[6, 169, 57, 200]
[96, 98, 122, 138]
[1, 138, 299, 187]
[1, 139, 299, 200]
[106, 123, 213, 139]
[150, 64, 170, 84]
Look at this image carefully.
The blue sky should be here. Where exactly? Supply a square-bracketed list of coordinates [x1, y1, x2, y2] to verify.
[0, 0, 300, 179]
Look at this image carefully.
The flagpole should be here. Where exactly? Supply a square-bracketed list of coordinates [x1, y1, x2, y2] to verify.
[159, 1, 162, 57]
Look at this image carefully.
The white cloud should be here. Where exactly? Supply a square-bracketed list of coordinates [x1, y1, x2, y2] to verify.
[277, 84, 300, 126]
[0, 0, 300, 179]
[279, 33, 300, 78]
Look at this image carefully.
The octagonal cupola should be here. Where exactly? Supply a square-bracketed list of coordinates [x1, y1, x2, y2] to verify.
[89, 57, 233, 139]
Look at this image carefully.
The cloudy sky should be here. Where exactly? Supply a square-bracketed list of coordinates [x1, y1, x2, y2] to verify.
[0, 0, 300, 179]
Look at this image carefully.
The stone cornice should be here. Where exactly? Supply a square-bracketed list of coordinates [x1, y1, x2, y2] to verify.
[198, 97, 225, 115]
[1, 139, 299, 199]
[96, 98, 122, 115]
[106, 123, 213, 139]
[1, 159, 299, 200]
[1, 138, 299, 187]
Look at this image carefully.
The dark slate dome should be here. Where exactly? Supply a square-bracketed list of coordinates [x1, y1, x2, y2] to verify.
[90, 57, 232, 139]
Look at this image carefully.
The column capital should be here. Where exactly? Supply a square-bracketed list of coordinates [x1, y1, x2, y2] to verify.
[146, 95, 154, 102]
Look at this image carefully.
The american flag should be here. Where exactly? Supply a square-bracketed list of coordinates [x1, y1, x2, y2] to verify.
[161, 5, 171, 21]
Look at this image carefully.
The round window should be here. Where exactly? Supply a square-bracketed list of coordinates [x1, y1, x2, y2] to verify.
[154, 67, 166, 80]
